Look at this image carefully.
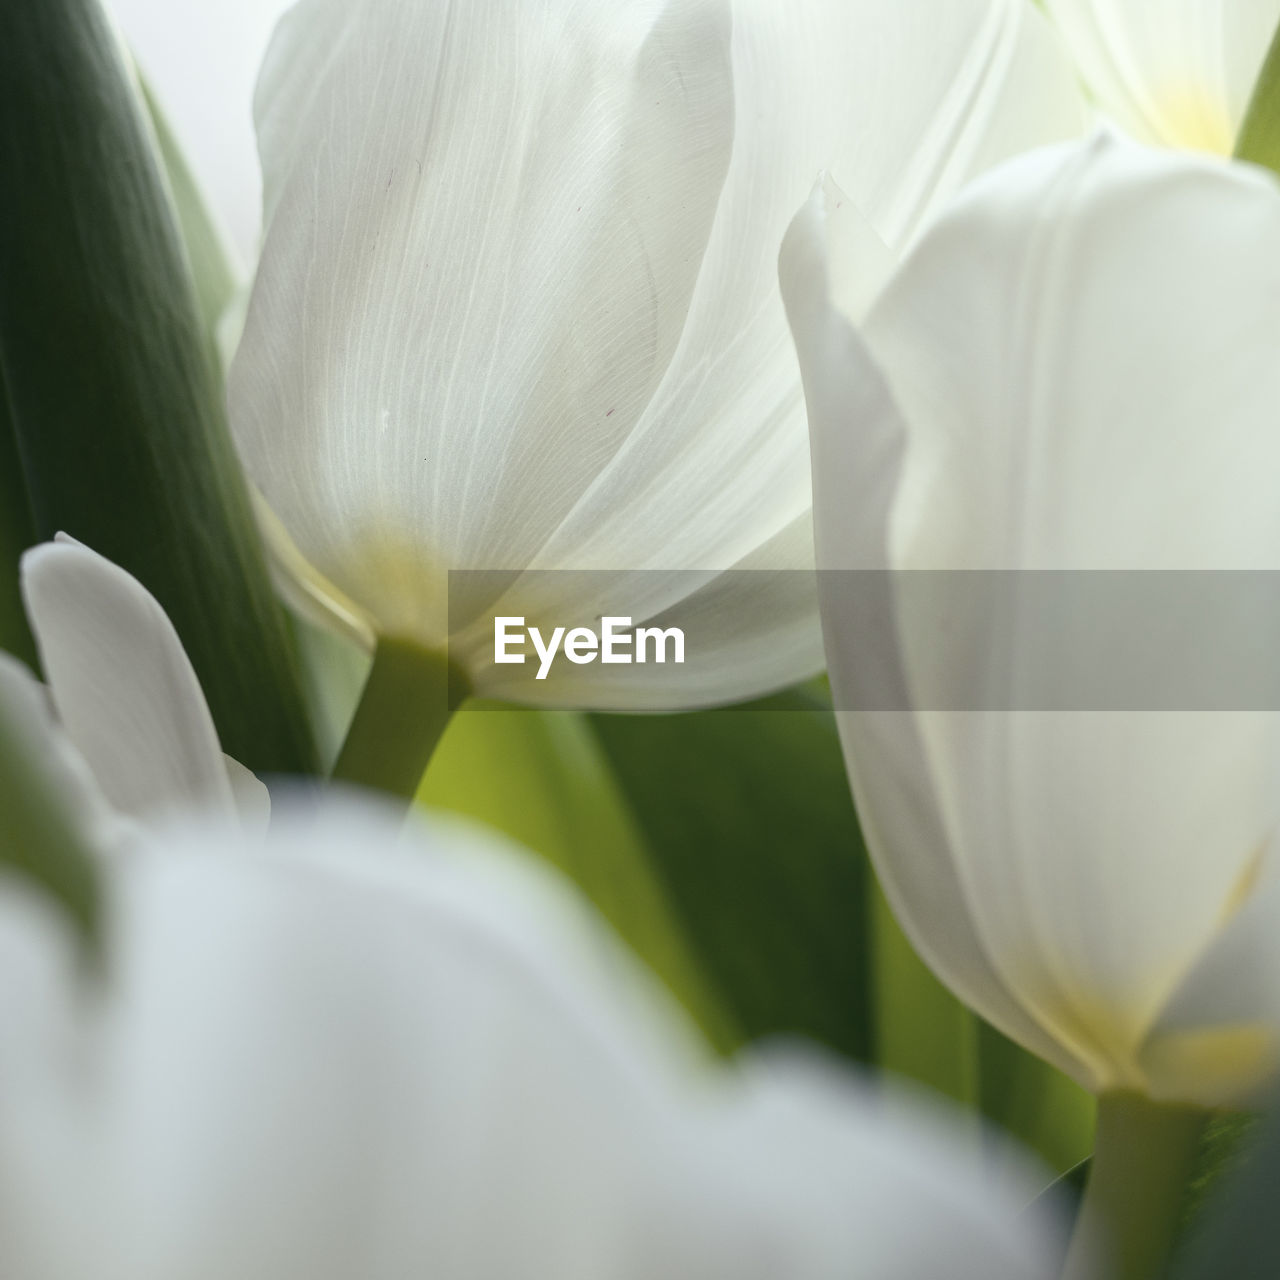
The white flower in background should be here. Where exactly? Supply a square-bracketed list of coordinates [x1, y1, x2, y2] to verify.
[781, 131, 1280, 1107]
[0, 781, 1066, 1280]
[9, 536, 267, 833]
[227, 0, 1085, 709]
[1043, 0, 1280, 153]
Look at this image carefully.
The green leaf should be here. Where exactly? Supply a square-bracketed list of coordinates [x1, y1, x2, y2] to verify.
[979, 1020, 1096, 1174]
[1236, 18, 1280, 172]
[0, 672, 99, 943]
[140, 78, 241, 353]
[0, 0, 317, 775]
[1165, 1110, 1264, 1276]
[871, 879, 979, 1108]
[0, 372, 38, 669]
[585, 691, 874, 1063]
[421, 704, 738, 1050]
[1171, 1105, 1273, 1279]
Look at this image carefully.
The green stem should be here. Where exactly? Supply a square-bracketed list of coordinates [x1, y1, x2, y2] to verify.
[1062, 1092, 1208, 1280]
[331, 637, 469, 802]
[1236, 16, 1280, 170]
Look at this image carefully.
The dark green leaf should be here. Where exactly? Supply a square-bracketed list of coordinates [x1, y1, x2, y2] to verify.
[0, 369, 38, 669]
[1170, 1110, 1268, 1278]
[140, 78, 241, 349]
[0, 0, 316, 774]
[0, 670, 98, 942]
[586, 690, 874, 1062]
[979, 1020, 1096, 1174]
[872, 879, 980, 1107]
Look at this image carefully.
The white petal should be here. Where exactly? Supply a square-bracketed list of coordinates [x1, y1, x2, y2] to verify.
[231, 0, 738, 647]
[0, 876, 93, 1280]
[0, 796, 1063, 1279]
[809, 132, 1280, 1090]
[522, 0, 1085, 576]
[1043, 0, 1280, 150]
[21, 541, 236, 825]
[221, 755, 270, 835]
[478, 0, 1084, 703]
[1140, 847, 1280, 1106]
[780, 189, 1093, 1086]
[231, 0, 1082, 708]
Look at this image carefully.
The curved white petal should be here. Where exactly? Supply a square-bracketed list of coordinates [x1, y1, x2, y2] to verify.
[1044, 0, 1280, 150]
[1139, 845, 1280, 1106]
[780, 189, 1093, 1086]
[522, 0, 1086, 572]
[796, 130, 1280, 1098]
[21, 541, 237, 825]
[0, 797, 1064, 1280]
[231, 0, 738, 649]
[231, 0, 1082, 707]
[221, 755, 271, 835]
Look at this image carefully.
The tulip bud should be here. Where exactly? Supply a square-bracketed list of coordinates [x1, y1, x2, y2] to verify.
[783, 131, 1280, 1109]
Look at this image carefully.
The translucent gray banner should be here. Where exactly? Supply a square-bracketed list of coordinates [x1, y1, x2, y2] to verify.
[447, 569, 1280, 710]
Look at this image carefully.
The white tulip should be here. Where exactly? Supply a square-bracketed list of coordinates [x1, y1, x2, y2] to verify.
[0, 781, 1066, 1279]
[6, 536, 267, 833]
[781, 131, 1280, 1108]
[228, 0, 1085, 709]
[1043, 0, 1280, 153]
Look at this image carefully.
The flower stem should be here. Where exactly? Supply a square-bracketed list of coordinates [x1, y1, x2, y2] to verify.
[330, 637, 469, 803]
[1062, 1091, 1208, 1280]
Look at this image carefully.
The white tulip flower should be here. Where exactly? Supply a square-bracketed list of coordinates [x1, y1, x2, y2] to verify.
[228, 0, 1085, 711]
[781, 130, 1280, 1111]
[0, 779, 1067, 1280]
[1043, 0, 1280, 153]
[8, 536, 267, 833]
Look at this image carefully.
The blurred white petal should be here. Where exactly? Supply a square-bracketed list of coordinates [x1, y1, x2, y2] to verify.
[21, 541, 238, 825]
[1044, 0, 1280, 150]
[0, 797, 1063, 1279]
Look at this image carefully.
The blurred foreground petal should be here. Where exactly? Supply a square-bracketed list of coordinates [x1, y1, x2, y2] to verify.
[0, 796, 1063, 1279]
